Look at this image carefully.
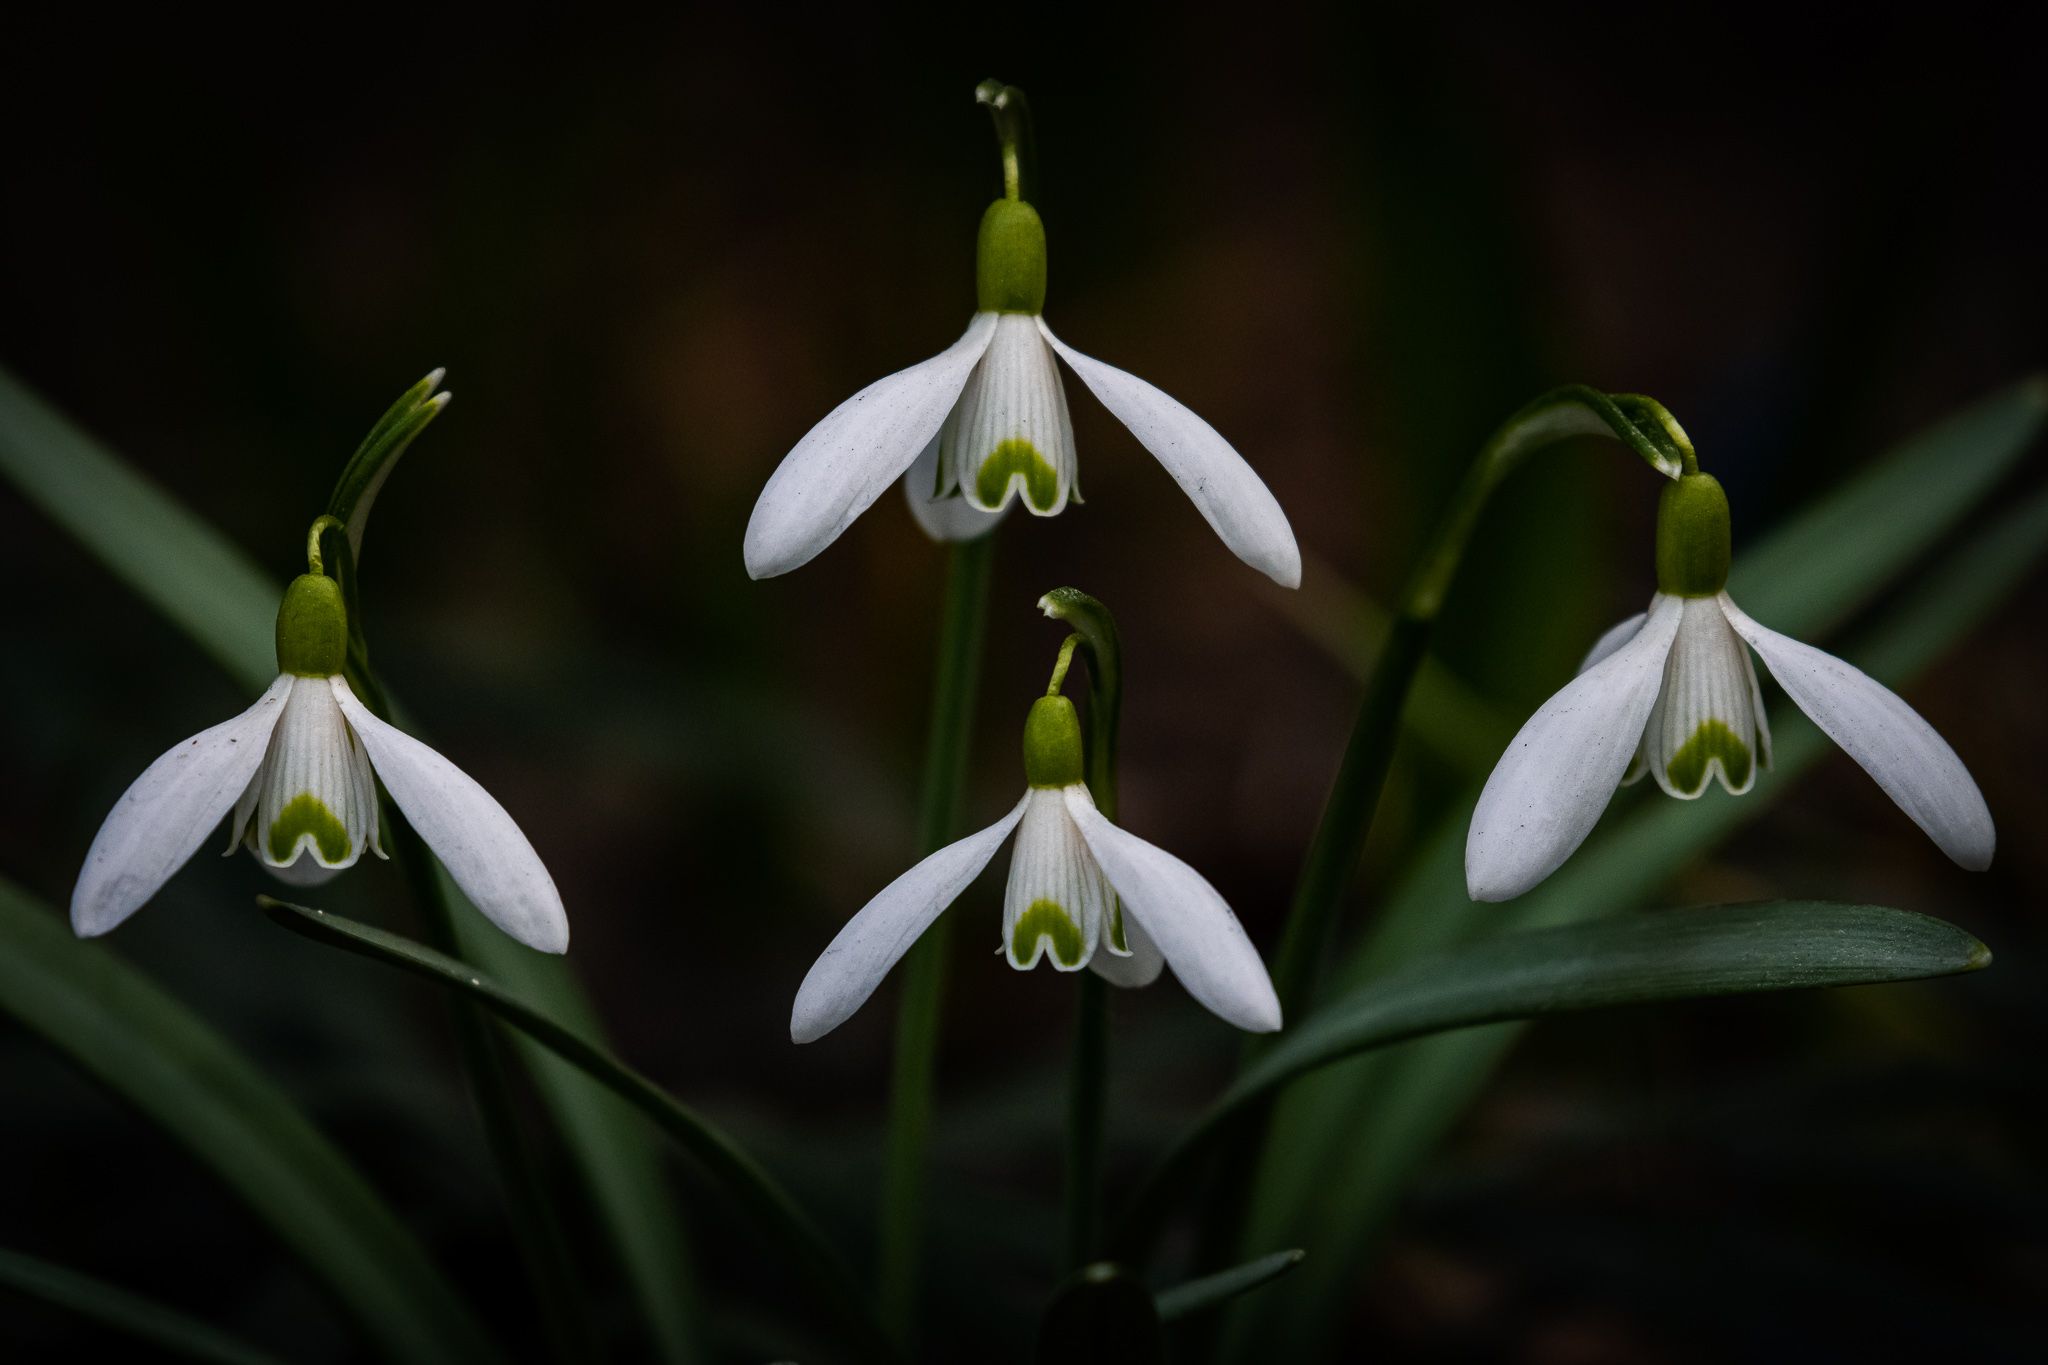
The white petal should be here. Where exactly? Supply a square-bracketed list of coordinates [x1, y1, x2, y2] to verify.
[1719, 594, 1994, 869]
[250, 676, 379, 869]
[1576, 612, 1648, 676]
[1038, 319, 1301, 589]
[1090, 911, 1165, 988]
[1642, 597, 1767, 798]
[330, 678, 570, 953]
[1465, 594, 1685, 901]
[902, 433, 1008, 542]
[1001, 788, 1113, 971]
[944, 314, 1076, 515]
[72, 674, 296, 937]
[791, 794, 1029, 1043]
[743, 313, 999, 579]
[1063, 787, 1280, 1032]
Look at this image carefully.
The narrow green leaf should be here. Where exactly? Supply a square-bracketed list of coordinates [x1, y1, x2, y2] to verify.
[1116, 902, 1986, 1255]
[1153, 1249, 1305, 1323]
[0, 366, 700, 1360]
[0, 879, 494, 1363]
[260, 897, 899, 1365]
[0, 1247, 290, 1365]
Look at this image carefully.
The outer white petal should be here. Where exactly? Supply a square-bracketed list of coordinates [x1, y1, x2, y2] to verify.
[1063, 788, 1281, 1032]
[1038, 319, 1301, 589]
[1576, 612, 1648, 676]
[1719, 594, 1994, 869]
[1465, 594, 1685, 901]
[330, 678, 570, 953]
[72, 674, 296, 937]
[791, 794, 1029, 1043]
[903, 433, 1008, 542]
[743, 313, 999, 579]
[1089, 911, 1165, 988]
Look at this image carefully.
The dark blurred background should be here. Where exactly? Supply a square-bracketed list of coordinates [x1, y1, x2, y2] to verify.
[3, 6, 2044, 1362]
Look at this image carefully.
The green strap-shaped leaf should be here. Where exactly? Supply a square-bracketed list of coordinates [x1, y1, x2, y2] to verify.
[0, 1246, 291, 1365]
[1240, 379, 2048, 1356]
[1153, 1249, 1305, 1323]
[0, 364, 700, 1363]
[260, 897, 900, 1364]
[1114, 902, 1986, 1255]
[0, 880, 494, 1363]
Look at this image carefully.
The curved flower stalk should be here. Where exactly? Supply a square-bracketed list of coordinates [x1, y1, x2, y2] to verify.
[72, 524, 567, 952]
[792, 643, 1281, 1043]
[1467, 471, 1995, 901]
[744, 80, 1300, 588]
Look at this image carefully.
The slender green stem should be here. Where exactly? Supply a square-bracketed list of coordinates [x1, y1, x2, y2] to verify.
[387, 809, 597, 1364]
[262, 898, 900, 1364]
[1184, 387, 1696, 1286]
[975, 79, 1037, 203]
[879, 534, 995, 1340]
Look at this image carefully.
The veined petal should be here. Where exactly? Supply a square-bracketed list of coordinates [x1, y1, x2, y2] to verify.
[1466, 594, 1685, 901]
[330, 678, 570, 953]
[1001, 788, 1113, 971]
[1719, 594, 1994, 869]
[250, 676, 380, 871]
[943, 314, 1076, 516]
[1038, 319, 1301, 589]
[1063, 787, 1280, 1032]
[1643, 597, 1767, 798]
[1090, 911, 1165, 988]
[1576, 612, 1648, 675]
[743, 312, 999, 579]
[792, 794, 1029, 1043]
[903, 433, 1009, 542]
[72, 674, 295, 937]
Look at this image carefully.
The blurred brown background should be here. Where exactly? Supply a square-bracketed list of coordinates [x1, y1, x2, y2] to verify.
[2, 5, 2044, 1361]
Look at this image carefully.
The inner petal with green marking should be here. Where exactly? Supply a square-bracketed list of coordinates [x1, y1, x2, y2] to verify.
[1664, 719, 1754, 796]
[1641, 596, 1772, 799]
[1011, 899, 1086, 969]
[975, 438, 1061, 512]
[267, 792, 352, 863]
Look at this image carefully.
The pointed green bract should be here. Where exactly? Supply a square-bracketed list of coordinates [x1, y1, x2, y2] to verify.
[976, 438, 1059, 511]
[1013, 899, 1086, 968]
[269, 793, 352, 864]
[1665, 719, 1752, 795]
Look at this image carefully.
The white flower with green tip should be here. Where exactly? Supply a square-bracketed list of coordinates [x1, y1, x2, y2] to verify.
[1466, 472, 1994, 901]
[745, 195, 1301, 588]
[791, 691, 1281, 1042]
[72, 571, 567, 952]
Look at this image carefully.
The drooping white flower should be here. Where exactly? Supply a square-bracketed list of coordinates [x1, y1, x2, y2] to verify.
[72, 572, 567, 951]
[791, 693, 1281, 1042]
[745, 198, 1300, 587]
[1466, 473, 1994, 901]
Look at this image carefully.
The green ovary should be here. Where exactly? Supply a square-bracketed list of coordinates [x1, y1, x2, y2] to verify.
[976, 439, 1060, 512]
[1012, 899, 1086, 968]
[1665, 720, 1753, 795]
[267, 792, 352, 864]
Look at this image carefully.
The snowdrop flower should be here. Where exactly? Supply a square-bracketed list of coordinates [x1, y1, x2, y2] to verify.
[744, 180, 1299, 587]
[791, 689, 1281, 1042]
[73, 567, 567, 951]
[1467, 472, 1994, 901]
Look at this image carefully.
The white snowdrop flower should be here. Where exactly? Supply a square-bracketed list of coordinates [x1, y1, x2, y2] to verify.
[72, 571, 567, 952]
[1467, 472, 1994, 902]
[791, 691, 1281, 1042]
[744, 196, 1300, 588]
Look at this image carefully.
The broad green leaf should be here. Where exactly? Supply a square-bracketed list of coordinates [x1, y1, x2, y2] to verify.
[1153, 1249, 1305, 1323]
[1115, 902, 1986, 1255]
[0, 879, 493, 1363]
[0, 1246, 290, 1365]
[260, 897, 899, 1365]
[1242, 386, 2048, 1355]
[0, 365, 700, 1362]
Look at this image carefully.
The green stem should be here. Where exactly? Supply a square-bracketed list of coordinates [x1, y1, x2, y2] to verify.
[975, 79, 1037, 204]
[1185, 387, 1695, 1285]
[878, 534, 995, 1341]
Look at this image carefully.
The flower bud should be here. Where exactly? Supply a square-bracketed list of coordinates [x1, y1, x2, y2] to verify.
[1655, 472, 1731, 596]
[976, 198, 1047, 314]
[275, 573, 348, 677]
[1022, 694, 1084, 788]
